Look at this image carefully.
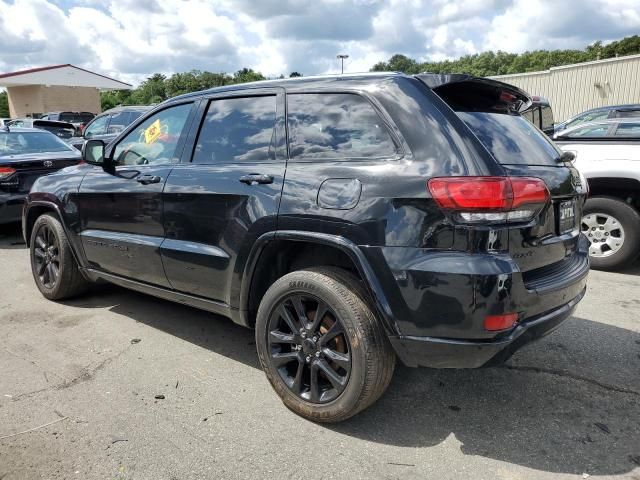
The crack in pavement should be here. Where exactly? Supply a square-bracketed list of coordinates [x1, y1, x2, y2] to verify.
[499, 364, 640, 397]
[56, 345, 131, 390]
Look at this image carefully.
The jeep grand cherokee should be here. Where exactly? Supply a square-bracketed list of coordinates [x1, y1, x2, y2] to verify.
[23, 73, 589, 422]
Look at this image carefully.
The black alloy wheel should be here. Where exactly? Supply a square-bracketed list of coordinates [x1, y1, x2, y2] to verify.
[33, 223, 61, 289]
[267, 293, 351, 404]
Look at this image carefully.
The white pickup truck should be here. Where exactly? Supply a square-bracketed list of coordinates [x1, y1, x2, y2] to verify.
[554, 118, 640, 270]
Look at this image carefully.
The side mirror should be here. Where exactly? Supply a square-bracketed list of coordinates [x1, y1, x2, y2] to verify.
[82, 139, 106, 166]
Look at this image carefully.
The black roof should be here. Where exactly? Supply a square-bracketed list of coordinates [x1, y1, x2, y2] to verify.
[169, 72, 407, 102]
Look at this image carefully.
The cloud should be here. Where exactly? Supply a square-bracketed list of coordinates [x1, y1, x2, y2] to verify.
[0, 0, 638, 86]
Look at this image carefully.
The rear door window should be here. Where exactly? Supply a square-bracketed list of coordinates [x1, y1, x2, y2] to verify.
[84, 115, 109, 138]
[613, 123, 640, 137]
[107, 111, 132, 135]
[287, 93, 396, 160]
[192, 96, 277, 163]
[457, 111, 561, 166]
[615, 109, 640, 119]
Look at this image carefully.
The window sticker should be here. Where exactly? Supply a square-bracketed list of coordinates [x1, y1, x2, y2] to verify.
[144, 119, 162, 144]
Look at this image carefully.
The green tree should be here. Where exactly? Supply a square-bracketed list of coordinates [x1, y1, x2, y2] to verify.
[289, 71, 303, 77]
[0, 91, 9, 118]
[370, 34, 640, 77]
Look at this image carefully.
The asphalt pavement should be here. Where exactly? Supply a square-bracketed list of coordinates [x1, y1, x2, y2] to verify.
[1, 222, 639, 480]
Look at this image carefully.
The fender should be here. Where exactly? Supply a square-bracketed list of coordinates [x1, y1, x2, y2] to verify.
[22, 199, 89, 276]
[237, 230, 400, 335]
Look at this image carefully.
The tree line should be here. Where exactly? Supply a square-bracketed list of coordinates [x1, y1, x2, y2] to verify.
[100, 69, 302, 110]
[370, 35, 640, 77]
[1, 35, 638, 117]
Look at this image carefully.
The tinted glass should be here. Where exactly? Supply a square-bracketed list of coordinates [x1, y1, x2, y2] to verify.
[84, 115, 109, 138]
[616, 109, 640, 119]
[614, 123, 640, 137]
[193, 96, 276, 163]
[287, 93, 395, 159]
[107, 111, 132, 135]
[113, 103, 192, 166]
[566, 110, 609, 129]
[541, 105, 554, 130]
[566, 124, 609, 138]
[458, 112, 562, 166]
[0, 131, 75, 155]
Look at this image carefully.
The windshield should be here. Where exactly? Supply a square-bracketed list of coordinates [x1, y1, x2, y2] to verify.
[0, 131, 75, 155]
[458, 111, 562, 166]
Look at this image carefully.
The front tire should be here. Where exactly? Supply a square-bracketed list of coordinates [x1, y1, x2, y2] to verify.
[255, 267, 395, 423]
[30, 213, 90, 300]
[582, 196, 640, 271]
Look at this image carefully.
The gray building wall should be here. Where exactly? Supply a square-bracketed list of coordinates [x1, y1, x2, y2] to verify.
[489, 53, 640, 123]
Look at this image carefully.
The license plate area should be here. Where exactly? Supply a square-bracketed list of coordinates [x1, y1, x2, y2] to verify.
[558, 200, 576, 234]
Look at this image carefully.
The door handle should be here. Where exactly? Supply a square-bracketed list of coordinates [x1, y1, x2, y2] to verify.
[239, 174, 274, 185]
[137, 174, 162, 185]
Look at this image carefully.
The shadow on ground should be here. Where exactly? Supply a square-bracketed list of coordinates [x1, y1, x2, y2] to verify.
[3, 222, 639, 475]
[61, 285, 640, 477]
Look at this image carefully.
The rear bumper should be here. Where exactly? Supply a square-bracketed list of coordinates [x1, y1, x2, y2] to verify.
[389, 288, 585, 368]
[0, 192, 26, 224]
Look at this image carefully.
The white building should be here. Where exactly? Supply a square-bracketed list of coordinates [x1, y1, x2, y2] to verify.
[0, 64, 132, 118]
[489, 53, 640, 122]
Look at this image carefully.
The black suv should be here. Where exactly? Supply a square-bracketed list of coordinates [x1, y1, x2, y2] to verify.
[22, 73, 589, 422]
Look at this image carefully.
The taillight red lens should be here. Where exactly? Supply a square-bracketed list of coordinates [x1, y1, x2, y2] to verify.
[0, 167, 16, 179]
[427, 176, 549, 223]
[484, 313, 519, 331]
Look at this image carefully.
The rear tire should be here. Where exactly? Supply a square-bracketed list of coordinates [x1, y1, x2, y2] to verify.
[30, 213, 90, 300]
[582, 196, 640, 271]
[255, 267, 395, 423]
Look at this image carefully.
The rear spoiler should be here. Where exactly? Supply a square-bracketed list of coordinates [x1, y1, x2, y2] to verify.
[415, 73, 532, 113]
[33, 120, 75, 130]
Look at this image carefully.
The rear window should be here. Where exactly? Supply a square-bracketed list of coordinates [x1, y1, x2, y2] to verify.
[0, 132, 75, 155]
[458, 111, 562, 166]
[287, 93, 396, 160]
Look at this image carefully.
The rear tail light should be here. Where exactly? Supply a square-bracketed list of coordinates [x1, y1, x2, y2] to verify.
[427, 176, 549, 224]
[484, 313, 519, 331]
[0, 167, 16, 180]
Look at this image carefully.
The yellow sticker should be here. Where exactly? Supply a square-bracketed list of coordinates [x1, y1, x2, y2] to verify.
[144, 119, 162, 144]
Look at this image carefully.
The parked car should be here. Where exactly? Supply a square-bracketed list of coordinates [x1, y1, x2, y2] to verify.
[67, 105, 152, 151]
[520, 95, 554, 136]
[7, 118, 76, 140]
[22, 73, 589, 422]
[554, 104, 640, 134]
[0, 127, 81, 224]
[554, 118, 640, 270]
[40, 111, 95, 134]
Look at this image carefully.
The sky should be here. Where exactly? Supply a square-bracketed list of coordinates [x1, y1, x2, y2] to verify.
[1, 0, 639, 86]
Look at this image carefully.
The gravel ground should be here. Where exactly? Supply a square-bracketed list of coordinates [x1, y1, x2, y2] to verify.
[1, 222, 639, 480]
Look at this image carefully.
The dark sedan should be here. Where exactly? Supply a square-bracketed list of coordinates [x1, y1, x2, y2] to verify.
[0, 127, 81, 224]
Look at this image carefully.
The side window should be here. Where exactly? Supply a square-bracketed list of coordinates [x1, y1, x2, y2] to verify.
[567, 125, 609, 138]
[614, 123, 640, 137]
[287, 93, 396, 159]
[192, 96, 276, 163]
[616, 110, 640, 119]
[566, 111, 608, 129]
[541, 106, 554, 130]
[84, 115, 109, 138]
[106, 111, 131, 135]
[113, 103, 192, 166]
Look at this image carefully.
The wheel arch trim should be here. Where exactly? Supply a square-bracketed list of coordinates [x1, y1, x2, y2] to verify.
[238, 230, 400, 335]
[23, 200, 88, 272]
